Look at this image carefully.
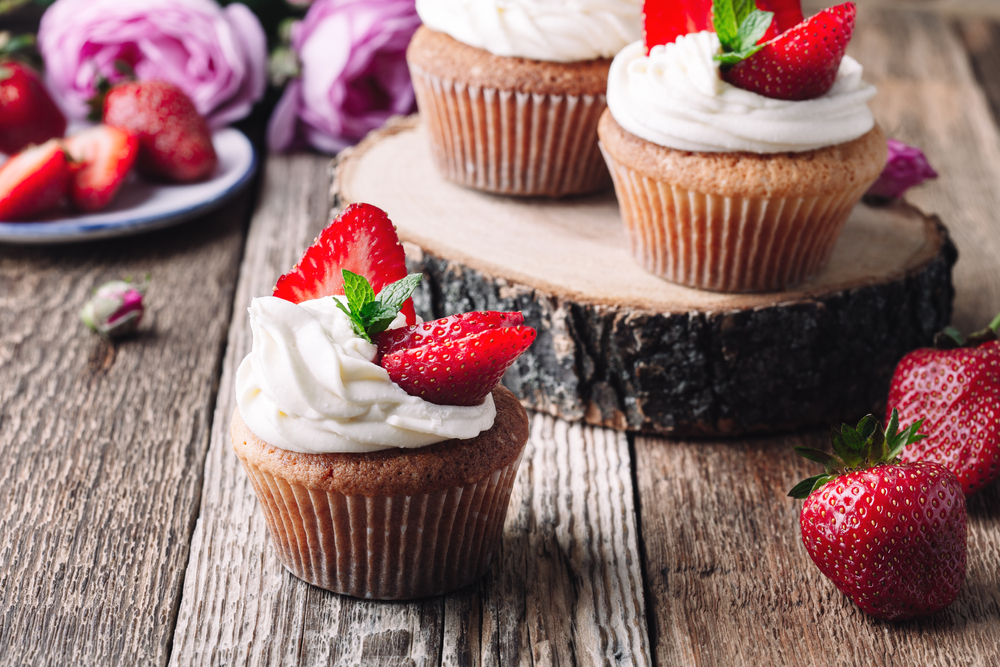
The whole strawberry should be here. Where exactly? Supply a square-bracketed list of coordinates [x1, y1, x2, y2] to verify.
[789, 412, 967, 621]
[887, 315, 1000, 496]
[0, 35, 66, 155]
[714, 0, 856, 101]
[102, 80, 217, 183]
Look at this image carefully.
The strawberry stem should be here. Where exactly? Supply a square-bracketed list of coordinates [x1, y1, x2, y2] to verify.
[934, 312, 1000, 349]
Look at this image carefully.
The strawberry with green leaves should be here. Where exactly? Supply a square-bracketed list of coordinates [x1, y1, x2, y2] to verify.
[273, 202, 416, 325]
[273, 202, 536, 407]
[790, 411, 967, 621]
[643, 0, 803, 51]
[887, 314, 1000, 496]
[715, 0, 856, 101]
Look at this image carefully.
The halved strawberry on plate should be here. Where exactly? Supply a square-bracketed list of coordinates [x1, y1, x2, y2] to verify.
[273, 202, 417, 325]
[0, 138, 71, 220]
[63, 125, 139, 212]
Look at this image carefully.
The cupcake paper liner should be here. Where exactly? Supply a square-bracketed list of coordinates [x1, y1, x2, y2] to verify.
[410, 64, 611, 197]
[601, 144, 870, 293]
[236, 448, 524, 600]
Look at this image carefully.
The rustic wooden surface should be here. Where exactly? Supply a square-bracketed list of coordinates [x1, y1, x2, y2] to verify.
[0, 196, 250, 664]
[2, 2, 1000, 666]
[636, 4, 1000, 666]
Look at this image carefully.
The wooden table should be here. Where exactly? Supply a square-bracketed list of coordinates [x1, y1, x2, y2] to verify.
[3, 2, 1000, 665]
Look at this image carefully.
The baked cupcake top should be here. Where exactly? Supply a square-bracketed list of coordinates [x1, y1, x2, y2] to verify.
[607, 32, 876, 154]
[236, 296, 497, 454]
[237, 203, 536, 456]
[415, 0, 642, 62]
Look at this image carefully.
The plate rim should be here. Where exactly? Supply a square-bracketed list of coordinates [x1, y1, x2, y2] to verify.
[0, 128, 257, 245]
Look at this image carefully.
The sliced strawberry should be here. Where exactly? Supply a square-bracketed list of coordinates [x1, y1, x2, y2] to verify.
[756, 0, 804, 40]
[0, 139, 71, 220]
[722, 2, 856, 101]
[376, 311, 525, 359]
[63, 125, 139, 212]
[273, 202, 416, 324]
[381, 323, 536, 406]
[643, 0, 713, 51]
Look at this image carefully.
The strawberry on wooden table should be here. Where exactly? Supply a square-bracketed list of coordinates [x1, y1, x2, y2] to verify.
[101, 80, 217, 183]
[789, 412, 967, 621]
[715, 0, 856, 101]
[63, 125, 139, 212]
[887, 315, 1000, 496]
[273, 202, 417, 325]
[0, 139, 71, 220]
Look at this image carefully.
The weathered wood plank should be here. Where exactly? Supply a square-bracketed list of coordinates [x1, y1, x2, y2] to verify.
[637, 7, 1000, 665]
[0, 193, 250, 664]
[637, 433, 1000, 667]
[169, 153, 651, 666]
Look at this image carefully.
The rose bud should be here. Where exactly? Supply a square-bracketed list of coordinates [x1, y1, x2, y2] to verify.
[864, 138, 939, 204]
[80, 279, 147, 338]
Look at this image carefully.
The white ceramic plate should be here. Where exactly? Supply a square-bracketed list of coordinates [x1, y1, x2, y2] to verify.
[0, 128, 256, 244]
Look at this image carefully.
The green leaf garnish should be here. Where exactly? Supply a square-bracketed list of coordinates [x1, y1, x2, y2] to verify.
[712, 0, 774, 66]
[788, 412, 929, 499]
[335, 270, 422, 343]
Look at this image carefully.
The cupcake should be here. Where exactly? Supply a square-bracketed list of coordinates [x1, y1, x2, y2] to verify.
[599, 2, 888, 292]
[233, 203, 536, 599]
[407, 0, 642, 197]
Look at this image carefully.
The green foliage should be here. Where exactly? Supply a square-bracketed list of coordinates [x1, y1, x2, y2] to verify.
[334, 270, 421, 343]
[713, 0, 773, 66]
[787, 410, 927, 500]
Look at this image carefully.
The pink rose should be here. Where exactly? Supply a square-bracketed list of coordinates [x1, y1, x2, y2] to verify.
[37, 0, 267, 128]
[267, 0, 420, 153]
[865, 138, 939, 202]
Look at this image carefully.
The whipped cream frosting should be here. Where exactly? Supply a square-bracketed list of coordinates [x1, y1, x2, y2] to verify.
[415, 0, 642, 62]
[606, 33, 877, 153]
[235, 296, 496, 454]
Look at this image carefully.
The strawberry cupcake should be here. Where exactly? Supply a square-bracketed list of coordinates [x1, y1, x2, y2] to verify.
[407, 0, 642, 197]
[233, 203, 535, 599]
[599, 1, 887, 292]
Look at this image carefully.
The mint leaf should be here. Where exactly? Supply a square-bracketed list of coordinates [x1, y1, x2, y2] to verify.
[712, 0, 773, 66]
[342, 270, 376, 315]
[713, 0, 739, 49]
[733, 0, 755, 25]
[333, 297, 370, 342]
[736, 10, 773, 52]
[339, 271, 423, 342]
[377, 273, 423, 314]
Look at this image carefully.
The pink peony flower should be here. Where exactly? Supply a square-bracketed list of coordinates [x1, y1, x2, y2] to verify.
[37, 0, 267, 128]
[267, 0, 420, 153]
[865, 138, 939, 201]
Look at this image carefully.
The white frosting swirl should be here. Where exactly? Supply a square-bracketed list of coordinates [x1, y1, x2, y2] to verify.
[606, 33, 877, 153]
[415, 0, 642, 62]
[235, 296, 496, 454]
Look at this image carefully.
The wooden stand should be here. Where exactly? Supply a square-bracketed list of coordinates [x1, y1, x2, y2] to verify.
[334, 116, 957, 436]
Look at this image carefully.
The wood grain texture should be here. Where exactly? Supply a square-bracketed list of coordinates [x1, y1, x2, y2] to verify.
[170, 153, 651, 666]
[0, 195, 250, 665]
[637, 8, 1000, 665]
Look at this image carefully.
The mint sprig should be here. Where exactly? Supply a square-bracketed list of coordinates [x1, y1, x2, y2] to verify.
[334, 270, 422, 343]
[713, 0, 773, 66]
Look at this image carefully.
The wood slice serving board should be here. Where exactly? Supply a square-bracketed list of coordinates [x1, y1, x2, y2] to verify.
[334, 116, 957, 436]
